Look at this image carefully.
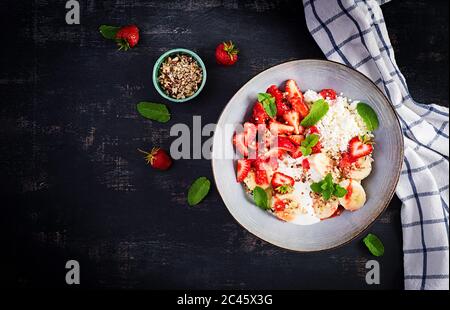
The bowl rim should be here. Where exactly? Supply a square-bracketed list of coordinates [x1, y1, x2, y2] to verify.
[211, 58, 404, 252]
[152, 48, 207, 103]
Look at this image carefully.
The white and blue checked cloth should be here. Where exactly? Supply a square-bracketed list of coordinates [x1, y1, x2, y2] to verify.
[303, 0, 449, 290]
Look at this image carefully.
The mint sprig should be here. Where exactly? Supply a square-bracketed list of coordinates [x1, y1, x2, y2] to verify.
[356, 102, 379, 131]
[310, 173, 347, 200]
[300, 99, 329, 127]
[258, 93, 277, 118]
[363, 233, 384, 257]
[300, 134, 319, 156]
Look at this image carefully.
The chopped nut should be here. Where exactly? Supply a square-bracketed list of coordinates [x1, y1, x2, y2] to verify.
[158, 54, 203, 99]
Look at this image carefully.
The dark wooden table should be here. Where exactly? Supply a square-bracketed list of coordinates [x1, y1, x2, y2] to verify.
[0, 0, 448, 289]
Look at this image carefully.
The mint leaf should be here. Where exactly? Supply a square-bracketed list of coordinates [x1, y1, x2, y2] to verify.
[301, 99, 329, 127]
[363, 233, 385, 257]
[258, 93, 277, 118]
[356, 102, 379, 131]
[137, 102, 171, 123]
[253, 186, 269, 210]
[302, 134, 319, 148]
[300, 134, 319, 156]
[310, 183, 322, 193]
[99, 25, 120, 40]
[300, 146, 311, 156]
[187, 177, 211, 206]
[322, 189, 332, 201]
[324, 173, 333, 185]
[334, 185, 348, 198]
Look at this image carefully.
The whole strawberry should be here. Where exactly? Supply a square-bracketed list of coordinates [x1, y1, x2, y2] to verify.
[215, 41, 239, 66]
[138, 147, 172, 170]
[116, 25, 140, 50]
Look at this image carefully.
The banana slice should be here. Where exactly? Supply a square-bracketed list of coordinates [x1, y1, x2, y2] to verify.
[309, 153, 332, 181]
[338, 179, 366, 211]
[271, 193, 297, 222]
[348, 156, 372, 180]
[312, 196, 339, 219]
[243, 170, 256, 191]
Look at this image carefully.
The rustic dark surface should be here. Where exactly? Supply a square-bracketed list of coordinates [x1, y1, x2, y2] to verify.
[0, 0, 448, 289]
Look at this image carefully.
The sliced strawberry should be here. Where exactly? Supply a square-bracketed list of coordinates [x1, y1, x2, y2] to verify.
[339, 152, 357, 174]
[285, 79, 303, 98]
[255, 169, 269, 187]
[273, 198, 286, 212]
[267, 155, 279, 170]
[319, 88, 337, 100]
[254, 152, 279, 171]
[251, 101, 270, 124]
[307, 125, 320, 135]
[271, 172, 295, 189]
[298, 125, 305, 134]
[301, 158, 310, 170]
[348, 136, 373, 159]
[253, 156, 267, 170]
[247, 145, 258, 160]
[288, 134, 305, 145]
[274, 136, 297, 153]
[244, 122, 257, 148]
[289, 147, 303, 159]
[269, 121, 295, 135]
[311, 141, 322, 154]
[285, 80, 309, 118]
[233, 132, 248, 157]
[276, 101, 290, 117]
[236, 159, 251, 182]
[277, 149, 286, 159]
[267, 85, 290, 117]
[282, 110, 302, 134]
[290, 96, 309, 119]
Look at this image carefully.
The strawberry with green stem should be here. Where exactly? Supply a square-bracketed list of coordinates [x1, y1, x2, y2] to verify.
[215, 41, 239, 66]
[99, 24, 140, 51]
[138, 147, 172, 170]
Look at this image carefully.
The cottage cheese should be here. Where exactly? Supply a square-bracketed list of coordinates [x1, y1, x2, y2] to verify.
[315, 92, 369, 156]
[304, 89, 323, 103]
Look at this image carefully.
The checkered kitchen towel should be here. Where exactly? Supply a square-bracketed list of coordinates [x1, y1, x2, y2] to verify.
[303, 0, 449, 290]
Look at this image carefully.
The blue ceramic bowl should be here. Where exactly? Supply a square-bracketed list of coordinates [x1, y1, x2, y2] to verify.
[152, 48, 207, 103]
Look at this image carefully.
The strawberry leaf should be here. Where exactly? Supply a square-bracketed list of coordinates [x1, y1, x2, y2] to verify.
[277, 185, 293, 194]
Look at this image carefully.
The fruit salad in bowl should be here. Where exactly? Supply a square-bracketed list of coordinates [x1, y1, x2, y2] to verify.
[233, 79, 379, 225]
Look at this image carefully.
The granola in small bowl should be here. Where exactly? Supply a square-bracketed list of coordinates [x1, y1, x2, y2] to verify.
[153, 49, 207, 102]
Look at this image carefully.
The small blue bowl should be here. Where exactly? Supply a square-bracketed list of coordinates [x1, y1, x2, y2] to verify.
[152, 48, 207, 103]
